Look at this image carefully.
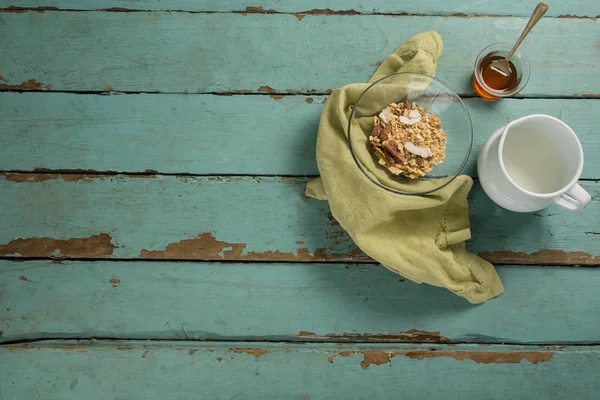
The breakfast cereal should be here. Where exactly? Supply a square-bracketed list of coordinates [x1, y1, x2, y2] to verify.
[369, 101, 446, 179]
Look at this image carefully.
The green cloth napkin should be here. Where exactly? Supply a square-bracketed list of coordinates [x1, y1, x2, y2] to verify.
[306, 31, 504, 304]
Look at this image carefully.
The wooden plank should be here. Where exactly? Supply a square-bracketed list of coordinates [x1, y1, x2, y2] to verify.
[2, 94, 600, 178]
[0, 175, 598, 264]
[1, 341, 598, 399]
[3, 261, 600, 343]
[1, 12, 599, 96]
[1, 0, 598, 17]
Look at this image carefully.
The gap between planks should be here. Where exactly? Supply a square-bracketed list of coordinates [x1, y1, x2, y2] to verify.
[0, 257, 598, 267]
[0, 6, 598, 21]
[0, 336, 590, 348]
[1, 88, 599, 99]
[1, 171, 598, 182]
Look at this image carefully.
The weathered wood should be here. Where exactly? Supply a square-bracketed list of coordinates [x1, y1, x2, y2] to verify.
[0, 174, 597, 264]
[2, 341, 599, 399]
[1, 0, 597, 17]
[2, 94, 600, 178]
[2, 261, 600, 344]
[0, 12, 599, 96]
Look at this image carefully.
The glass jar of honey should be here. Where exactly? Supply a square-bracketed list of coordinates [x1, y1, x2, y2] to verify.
[472, 43, 531, 100]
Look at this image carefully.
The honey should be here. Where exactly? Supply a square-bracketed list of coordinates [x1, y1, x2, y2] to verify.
[472, 53, 520, 100]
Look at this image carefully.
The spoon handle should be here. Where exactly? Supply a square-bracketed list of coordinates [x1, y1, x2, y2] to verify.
[506, 2, 549, 61]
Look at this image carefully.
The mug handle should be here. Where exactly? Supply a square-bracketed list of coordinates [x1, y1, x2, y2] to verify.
[554, 184, 592, 211]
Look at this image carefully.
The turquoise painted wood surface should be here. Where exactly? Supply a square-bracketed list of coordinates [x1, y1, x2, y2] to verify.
[0, 175, 598, 264]
[2, 2, 600, 398]
[2, 94, 600, 178]
[2, 0, 598, 16]
[3, 261, 600, 344]
[1, 12, 599, 96]
[2, 341, 598, 400]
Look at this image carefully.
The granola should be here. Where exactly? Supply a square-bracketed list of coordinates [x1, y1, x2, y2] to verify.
[369, 101, 446, 179]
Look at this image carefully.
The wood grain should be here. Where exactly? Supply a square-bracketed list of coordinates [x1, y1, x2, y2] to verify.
[3, 261, 600, 343]
[3, 341, 599, 399]
[2, 94, 600, 178]
[0, 12, 598, 96]
[0, 174, 597, 264]
[1, 0, 598, 17]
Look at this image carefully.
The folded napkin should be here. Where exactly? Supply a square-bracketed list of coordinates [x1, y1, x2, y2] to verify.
[306, 31, 503, 304]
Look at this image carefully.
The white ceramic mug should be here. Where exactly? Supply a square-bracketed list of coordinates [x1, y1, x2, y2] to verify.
[478, 114, 591, 212]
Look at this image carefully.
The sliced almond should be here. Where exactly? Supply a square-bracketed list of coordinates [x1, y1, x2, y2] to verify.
[404, 142, 433, 158]
[408, 109, 421, 120]
[378, 106, 391, 124]
[399, 116, 420, 125]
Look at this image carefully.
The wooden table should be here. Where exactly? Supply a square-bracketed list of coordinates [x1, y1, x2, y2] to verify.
[1, 1, 599, 398]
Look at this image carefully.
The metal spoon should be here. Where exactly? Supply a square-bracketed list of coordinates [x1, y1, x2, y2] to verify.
[489, 2, 549, 77]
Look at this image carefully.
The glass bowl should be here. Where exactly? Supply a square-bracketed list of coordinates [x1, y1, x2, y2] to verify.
[348, 72, 473, 196]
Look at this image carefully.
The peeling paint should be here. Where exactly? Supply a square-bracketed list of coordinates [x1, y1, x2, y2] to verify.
[138, 232, 366, 262]
[449, 12, 505, 18]
[33, 168, 98, 173]
[480, 249, 600, 265]
[0, 331, 3, 338]
[70, 377, 78, 391]
[283, 88, 329, 96]
[327, 212, 340, 226]
[229, 348, 269, 358]
[258, 85, 276, 93]
[234, 6, 277, 16]
[294, 8, 361, 20]
[305, 98, 313, 104]
[215, 89, 253, 96]
[557, 14, 599, 20]
[349, 246, 364, 257]
[0, 234, 116, 258]
[0, 6, 59, 12]
[280, 177, 301, 184]
[189, 349, 198, 355]
[19, 276, 27, 281]
[110, 278, 121, 287]
[6, 345, 88, 351]
[2, 173, 104, 183]
[328, 350, 552, 369]
[270, 94, 284, 100]
[216, 357, 223, 362]
[139, 233, 245, 260]
[404, 351, 553, 364]
[582, 94, 600, 98]
[0, 75, 6, 82]
[207, 177, 232, 182]
[0, 79, 51, 91]
[291, 329, 449, 343]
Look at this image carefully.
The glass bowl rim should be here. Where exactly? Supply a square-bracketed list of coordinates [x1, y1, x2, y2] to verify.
[347, 72, 474, 196]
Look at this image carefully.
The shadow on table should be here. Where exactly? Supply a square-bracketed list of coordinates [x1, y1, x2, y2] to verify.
[308, 262, 477, 317]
